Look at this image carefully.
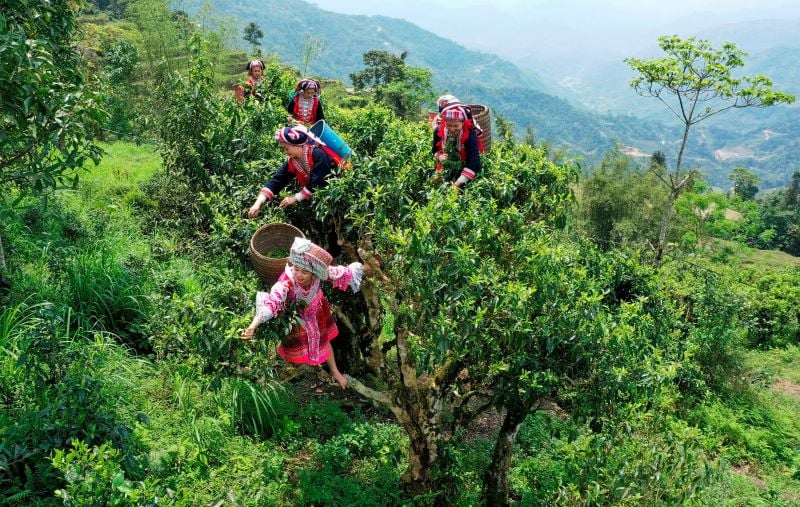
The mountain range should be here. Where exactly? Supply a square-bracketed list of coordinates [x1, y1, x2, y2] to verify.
[205, 0, 799, 188]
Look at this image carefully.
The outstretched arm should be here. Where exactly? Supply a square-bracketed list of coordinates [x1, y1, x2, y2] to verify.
[249, 162, 293, 217]
[240, 278, 292, 339]
[327, 262, 365, 292]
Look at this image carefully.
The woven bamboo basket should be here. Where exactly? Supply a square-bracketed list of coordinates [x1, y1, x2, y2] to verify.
[468, 104, 492, 153]
[249, 223, 305, 286]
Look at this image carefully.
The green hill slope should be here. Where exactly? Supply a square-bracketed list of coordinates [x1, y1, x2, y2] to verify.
[207, 0, 797, 187]
[213, 0, 546, 92]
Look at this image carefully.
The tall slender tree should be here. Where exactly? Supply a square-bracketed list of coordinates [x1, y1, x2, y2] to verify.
[242, 21, 264, 55]
[625, 35, 794, 265]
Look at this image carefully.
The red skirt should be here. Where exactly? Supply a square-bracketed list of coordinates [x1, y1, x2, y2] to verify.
[277, 298, 339, 366]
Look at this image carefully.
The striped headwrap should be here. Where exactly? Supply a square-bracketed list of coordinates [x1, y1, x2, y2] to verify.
[247, 60, 265, 71]
[289, 237, 332, 280]
[275, 126, 310, 145]
[441, 106, 467, 121]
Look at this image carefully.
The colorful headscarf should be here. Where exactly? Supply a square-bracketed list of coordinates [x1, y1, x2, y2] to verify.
[247, 60, 265, 71]
[297, 79, 320, 93]
[289, 237, 332, 280]
[437, 94, 461, 113]
[441, 106, 467, 121]
[275, 126, 310, 145]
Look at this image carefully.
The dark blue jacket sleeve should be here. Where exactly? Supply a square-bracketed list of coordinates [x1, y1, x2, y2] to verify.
[286, 96, 296, 115]
[463, 129, 481, 173]
[316, 100, 325, 121]
[264, 160, 294, 195]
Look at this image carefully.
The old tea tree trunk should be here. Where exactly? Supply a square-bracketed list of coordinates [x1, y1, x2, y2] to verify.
[344, 247, 492, 498]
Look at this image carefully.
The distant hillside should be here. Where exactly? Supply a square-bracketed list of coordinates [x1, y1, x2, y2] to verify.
[206, 0, 798, 188]
[211, 0, 547, 92]
[696, 18, 800, 54]
[206, 0, 669, 156]
[523, 18, 800, 188]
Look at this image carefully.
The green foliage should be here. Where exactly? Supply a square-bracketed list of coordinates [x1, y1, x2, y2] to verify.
[52, 440, 168, 506]
[730, 167, 760, 201]
[64, 246, 148, 349]
[755, 177, 800, 256]
[555, 415, 714, 505]
[296, 422, 406, 506]
[242, 21, 263, 50]
[658, 263, 747, 397]
[326, 105, 396, 156]
[504, 411, 714, 506]
[101, 37, 142, 138]
[579, 150, 666, 250]
[226, 377, 286, 438]
[0, 309, 140, 501]
[0, 0, 106, 192]
[350, 50, 434, 118]
[740, 270, 800, 348]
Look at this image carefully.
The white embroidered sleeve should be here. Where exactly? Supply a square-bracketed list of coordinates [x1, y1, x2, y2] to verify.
[327, 262, 365, 292]
[254, 280, 291, 323]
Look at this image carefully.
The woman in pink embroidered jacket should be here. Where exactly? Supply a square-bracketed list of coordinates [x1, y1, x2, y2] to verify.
[240, 238, 364, 389]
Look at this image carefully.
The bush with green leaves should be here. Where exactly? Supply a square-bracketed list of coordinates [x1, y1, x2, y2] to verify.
[0, 0, 106, 194]
[52, 440, 171, 506]
[553, 414, 714, 506]
[0, 303, 141, 502]
[740, 269, 800, 348]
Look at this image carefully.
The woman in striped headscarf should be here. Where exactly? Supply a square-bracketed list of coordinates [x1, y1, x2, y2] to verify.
[432, 105, 482, 189]
[247, 125, 340, 215]
[287, 78, 325, 126]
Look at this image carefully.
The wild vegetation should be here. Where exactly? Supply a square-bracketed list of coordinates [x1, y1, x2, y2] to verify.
[1, 0, 799, 505]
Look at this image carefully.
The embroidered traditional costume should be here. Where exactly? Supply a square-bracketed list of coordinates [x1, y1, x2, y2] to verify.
[239, 60, 265, 102]
[287, 79, 324, 125]
[432, 106, 482, 185]
[256, 126, 338, 204]
[252, 239, 364, 365]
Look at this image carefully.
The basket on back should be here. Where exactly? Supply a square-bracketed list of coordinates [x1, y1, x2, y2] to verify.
[468, 104, 492, 153]
[249, 223, 306, 286]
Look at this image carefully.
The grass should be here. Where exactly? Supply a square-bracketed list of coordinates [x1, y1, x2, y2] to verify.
[745, 346, 800, 387]
[86, 141, 162, 186]
[710, 239, 800, 271]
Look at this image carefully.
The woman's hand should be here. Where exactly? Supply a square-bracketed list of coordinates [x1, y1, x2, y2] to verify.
[240, 325, 256, 340]
[279, 196, 298, 208]
[247, 200, 262, 217]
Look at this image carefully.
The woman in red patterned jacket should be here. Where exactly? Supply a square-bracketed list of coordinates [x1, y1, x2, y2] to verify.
[286, 79, 325, 126]
[432, 106, 482, 189]
[247, 126, 339, 215]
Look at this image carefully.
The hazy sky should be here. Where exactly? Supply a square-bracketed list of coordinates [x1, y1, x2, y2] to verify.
[310, 0, 800, 69]
[311, 0, 800, 17]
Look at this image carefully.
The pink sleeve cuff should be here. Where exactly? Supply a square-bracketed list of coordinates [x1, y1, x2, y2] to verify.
[260, 188, 274, 200]
[461, 168, 476, 180]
